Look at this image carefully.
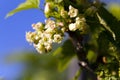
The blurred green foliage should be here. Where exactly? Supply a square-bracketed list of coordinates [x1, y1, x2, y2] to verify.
[108, 3, 120, 20]
[53, 40, 76, 72]
[7, 51, 68, 80]
[6, 0, 40, 18]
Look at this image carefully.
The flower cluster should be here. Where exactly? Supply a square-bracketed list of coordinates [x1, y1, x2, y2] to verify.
[68, 16, 88, 32]
[67, 5, 89, 33]
[26, 19, 64, 54]
[26, 1, 89, 54]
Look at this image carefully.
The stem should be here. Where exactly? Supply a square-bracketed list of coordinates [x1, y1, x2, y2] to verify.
[68, 31, 98, 80]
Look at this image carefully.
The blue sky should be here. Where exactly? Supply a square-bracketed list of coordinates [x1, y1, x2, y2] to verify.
[0, 0, 45, 80]
[0, 0, 45, 54]
[0, 0, 120, 80]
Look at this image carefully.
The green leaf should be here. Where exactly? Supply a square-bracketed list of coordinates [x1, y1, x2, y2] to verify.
[96, 13, 116, 41]
[98, 6, 120, 48]
[54, 0, 63, 3]
[53, 40, 76, 72]
[108, 4, 120, 20]
[6, 0, 40, 18]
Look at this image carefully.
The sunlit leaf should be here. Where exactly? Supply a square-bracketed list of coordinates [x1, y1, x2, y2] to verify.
[6, 0, 40, 18]
[54, 0, 63, 3]
[53, 40, 76, 72]
[108, 4, 120, 20]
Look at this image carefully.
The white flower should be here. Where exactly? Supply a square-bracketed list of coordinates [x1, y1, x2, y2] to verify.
[35, 35, 40, 40]
[44, 19, 57, 34]
[75, 16, 89, 34]
[44, 43, 52, 52]
[53, 34, 63, 43]
[32, 22, 44, 31]
[45, 33, 52, 39]
[69, 23, 77, 31]
[45, 19, 56, 29]
[45, 27, 55, 34]
[26, 32, 36, 43]
[75, 16, 87, 30]
[76, 17, 86, 22]
[34, 42, 45, 54]
[41, 33, 52, 43]
[68, 5, 78, 18]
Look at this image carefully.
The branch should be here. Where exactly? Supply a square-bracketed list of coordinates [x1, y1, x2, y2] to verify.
[68, 31, 98, 80]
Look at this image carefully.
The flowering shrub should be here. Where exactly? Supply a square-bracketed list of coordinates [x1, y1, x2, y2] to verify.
[7, 0, 120, 80]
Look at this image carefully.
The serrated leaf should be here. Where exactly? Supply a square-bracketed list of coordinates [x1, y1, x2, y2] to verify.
[53, 40, 76, 72]
[6, 0, 40, 18]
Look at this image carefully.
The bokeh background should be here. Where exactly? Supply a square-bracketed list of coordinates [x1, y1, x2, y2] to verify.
[0, 0, 120, 80]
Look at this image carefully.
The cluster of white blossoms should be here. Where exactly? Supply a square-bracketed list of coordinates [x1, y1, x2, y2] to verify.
[26, 19, 64, 54]
[68, 16, 87, 31]
[26, 2, 88, 54]
[68, 5, 88, 32]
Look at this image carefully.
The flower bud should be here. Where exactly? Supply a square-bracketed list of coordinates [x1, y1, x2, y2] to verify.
[44, 2, 54, 17]
[44, 2, 51, 14]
